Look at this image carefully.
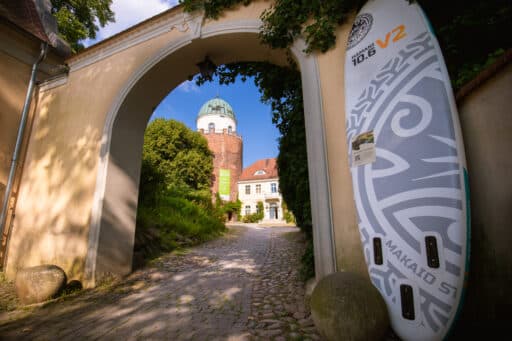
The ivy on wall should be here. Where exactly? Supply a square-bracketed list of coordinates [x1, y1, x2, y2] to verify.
[181, 0, 366, 53]
[181, 0, 511, 88]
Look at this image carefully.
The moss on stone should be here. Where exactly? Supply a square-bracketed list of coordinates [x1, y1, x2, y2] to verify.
[310, 271, 389, 341]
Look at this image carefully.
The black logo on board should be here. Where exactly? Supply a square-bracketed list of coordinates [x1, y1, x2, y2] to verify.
[347, 13, 373, 50]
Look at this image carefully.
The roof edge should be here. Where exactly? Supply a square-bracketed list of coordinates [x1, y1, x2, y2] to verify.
[33, 0, 71, 57]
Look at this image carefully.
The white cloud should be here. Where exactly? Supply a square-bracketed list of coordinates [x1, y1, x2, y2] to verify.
[86, 0, 179, 44]
[177, 80, 201, 93]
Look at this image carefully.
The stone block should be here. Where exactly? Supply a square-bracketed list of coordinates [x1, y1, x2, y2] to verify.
[310, 271, 389, 341]
[15, 265, 67, 305]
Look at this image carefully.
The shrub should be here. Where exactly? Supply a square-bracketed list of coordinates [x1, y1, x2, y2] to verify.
[242, 201, 264, 223]
[300, 239, 316, 281]
[134, 187, 226, 265]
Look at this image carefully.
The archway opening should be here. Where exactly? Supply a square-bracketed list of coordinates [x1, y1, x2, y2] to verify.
[85, 29, 335, 286]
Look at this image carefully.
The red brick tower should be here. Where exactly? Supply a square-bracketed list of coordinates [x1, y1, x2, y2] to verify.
[196, 97, 242, 202]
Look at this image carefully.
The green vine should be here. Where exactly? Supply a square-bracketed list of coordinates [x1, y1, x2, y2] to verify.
[181, 0, 511, 86]
[180, 0, 365, 53]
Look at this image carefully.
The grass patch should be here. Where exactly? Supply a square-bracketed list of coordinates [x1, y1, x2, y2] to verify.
[134, 188, 226, 267]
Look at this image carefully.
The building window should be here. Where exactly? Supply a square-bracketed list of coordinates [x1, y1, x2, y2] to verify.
[256, 184, 261, 194]
[254, 170, 266, 175]
[271, 183, 277, 193]
[245, 205, 251, 215]
[228, 125, 232, 133]
[245, 185, 251, 195]
[208, 122, 215, 132]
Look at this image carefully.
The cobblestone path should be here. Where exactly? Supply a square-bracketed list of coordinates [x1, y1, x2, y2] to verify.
[0, 225, 322, 340]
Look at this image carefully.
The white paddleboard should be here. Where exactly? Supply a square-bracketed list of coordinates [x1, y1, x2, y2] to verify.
[344, 1, 470, 340]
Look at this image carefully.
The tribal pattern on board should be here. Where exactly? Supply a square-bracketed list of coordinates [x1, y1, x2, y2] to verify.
[346, 32, 466, 334]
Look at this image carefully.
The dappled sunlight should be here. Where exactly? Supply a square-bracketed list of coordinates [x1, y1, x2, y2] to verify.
[178, 294, 195, 304]
[172, 274, 187, 282]
[0, 226, 318, 340]
[6, 121, 101, 279]
[218, 258, 257, 273]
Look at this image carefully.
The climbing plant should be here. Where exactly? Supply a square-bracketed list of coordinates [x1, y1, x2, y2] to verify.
[181, 0, 365, 53]
[181, 0, 511, 88]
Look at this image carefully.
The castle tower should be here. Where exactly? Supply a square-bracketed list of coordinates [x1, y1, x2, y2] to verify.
[197, 97, 243, 202]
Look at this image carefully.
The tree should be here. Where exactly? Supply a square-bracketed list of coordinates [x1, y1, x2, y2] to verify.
[141, 118, 213, 194]
[50, 0, 115, 51]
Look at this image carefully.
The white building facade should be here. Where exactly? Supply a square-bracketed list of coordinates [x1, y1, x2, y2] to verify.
[237, 158, 285, 223]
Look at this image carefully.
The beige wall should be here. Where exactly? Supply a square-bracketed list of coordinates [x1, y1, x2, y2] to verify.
[0, 50, 30, 202]
[4, 1, 366, 286]
[0, 48, 31, 264]
[0, 25, 65, 265]
[317, 21, 367, 279]
[454, 62, 512, 335]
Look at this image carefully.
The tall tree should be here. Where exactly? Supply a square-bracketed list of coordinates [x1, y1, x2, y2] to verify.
[50, 0, 115, 51]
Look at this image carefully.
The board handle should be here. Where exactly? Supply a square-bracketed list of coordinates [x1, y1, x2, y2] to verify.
[425, 236, 440, 268]
[400, 284, 416, 320]
[373, 237, 384, 265]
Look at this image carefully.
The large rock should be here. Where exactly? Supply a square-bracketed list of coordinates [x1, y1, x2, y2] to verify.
[15, 265, 67, 305]
[310, 271, 389, 341]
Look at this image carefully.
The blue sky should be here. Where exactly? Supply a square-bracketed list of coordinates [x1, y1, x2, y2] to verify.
[153, 76, 279, 167]
[84, 0, 279, 168]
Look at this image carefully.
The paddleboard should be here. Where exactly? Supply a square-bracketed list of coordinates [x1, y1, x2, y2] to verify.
[344, 1, 470, 340]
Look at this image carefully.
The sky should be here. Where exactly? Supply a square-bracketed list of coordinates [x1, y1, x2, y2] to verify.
[84, 0, 280, 168]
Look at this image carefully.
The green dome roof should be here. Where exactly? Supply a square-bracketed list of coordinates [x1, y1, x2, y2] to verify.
[197, 97, 236, 121]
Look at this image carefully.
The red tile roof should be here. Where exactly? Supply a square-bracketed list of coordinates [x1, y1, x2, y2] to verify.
[239, 158, 278, 181]
[0, 0, 49, 43]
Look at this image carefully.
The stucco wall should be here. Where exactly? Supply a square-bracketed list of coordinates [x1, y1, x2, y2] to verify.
[316, 20, 367, 278]
[0, 49, 30, 208]
[0, 25, 65, 265]
[0, 47, 31, 264]
[454, 61, 512, 336]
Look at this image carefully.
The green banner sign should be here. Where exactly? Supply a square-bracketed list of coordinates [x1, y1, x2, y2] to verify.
[219, 169, 231, 200]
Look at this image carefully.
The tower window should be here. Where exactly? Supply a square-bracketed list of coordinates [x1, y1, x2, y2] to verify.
[228, 126, 232, 133]
[208, 122, 215, 132]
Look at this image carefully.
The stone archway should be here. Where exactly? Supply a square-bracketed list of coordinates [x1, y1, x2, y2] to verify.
[83, 18, 337, 286]
[6, 3, 365, 288]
